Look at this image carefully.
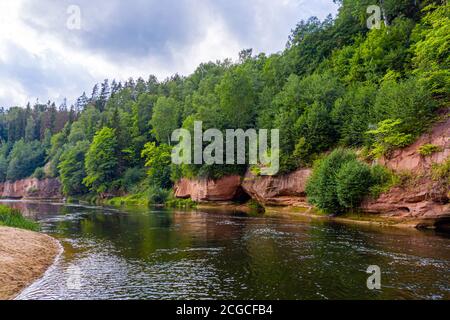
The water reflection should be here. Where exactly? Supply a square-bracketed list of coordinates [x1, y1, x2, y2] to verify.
[1, 200, 449, 300]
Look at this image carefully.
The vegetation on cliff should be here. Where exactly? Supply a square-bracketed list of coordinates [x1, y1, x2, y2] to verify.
[0, 1, 447, 211]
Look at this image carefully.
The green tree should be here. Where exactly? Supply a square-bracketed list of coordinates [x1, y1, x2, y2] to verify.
[59, 141, 89, 195]
[6, 140, 46, 181]
[141, 142, 172, 189]
[83, 127, 119, 193]
[151, 97, 179, 144]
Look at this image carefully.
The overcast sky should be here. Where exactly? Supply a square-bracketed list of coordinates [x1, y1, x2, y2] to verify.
[0, 0, 338, 108]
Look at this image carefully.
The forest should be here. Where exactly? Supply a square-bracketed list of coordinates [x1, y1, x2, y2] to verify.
[0, 0, 448, 214]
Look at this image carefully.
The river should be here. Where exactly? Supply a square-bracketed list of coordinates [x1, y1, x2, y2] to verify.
[2, 200, 449, 300]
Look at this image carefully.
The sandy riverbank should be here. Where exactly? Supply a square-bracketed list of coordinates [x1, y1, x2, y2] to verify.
[0, 226, 60, 300]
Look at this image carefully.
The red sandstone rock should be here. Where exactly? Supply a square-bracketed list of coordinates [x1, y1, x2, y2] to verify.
[174, 175, 242, 202]
[362, 116, 450, 219]
[242, 168, 312, 207]
[0, 178, 62, 199]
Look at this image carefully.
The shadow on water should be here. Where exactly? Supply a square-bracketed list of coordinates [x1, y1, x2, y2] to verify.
[1, 200, 449, 300]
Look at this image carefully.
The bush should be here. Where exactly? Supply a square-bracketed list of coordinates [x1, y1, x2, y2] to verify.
[123, 167, 146, 192]
[418, 144, 442, 156]
[366, 119, 414, 158]
[33, 167, 46, 180]
[0, 205, 40, 231]
[146, 186, 171, 205]
[306, 149, 379, 214]
[369, 165, 399, 198]
[336, 160, 373, 209]
[306, 149, 358, 214]
[432, 157, 450, 187]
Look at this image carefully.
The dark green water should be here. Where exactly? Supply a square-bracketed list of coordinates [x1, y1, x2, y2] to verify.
[2, 200, 449, 300]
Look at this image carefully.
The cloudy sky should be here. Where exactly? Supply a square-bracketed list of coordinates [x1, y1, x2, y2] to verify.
[0, 0, 338, 108]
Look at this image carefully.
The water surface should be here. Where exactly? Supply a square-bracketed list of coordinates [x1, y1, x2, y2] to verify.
[2, 200, 449, 300]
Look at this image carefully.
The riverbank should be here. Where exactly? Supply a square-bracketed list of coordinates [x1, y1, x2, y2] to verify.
[0, 226, 60, 300]
[195, 202, 450, 231]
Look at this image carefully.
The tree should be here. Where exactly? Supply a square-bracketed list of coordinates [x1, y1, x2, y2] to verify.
[366, 119, 414, 158]
[59, 141, 89, 195]
[141, 142, 172, 189]
[25, 116, 37, 142]
[83, 127, 119, 194]
[412, 2, 450, 101]
[6, 140, 46, 181]
[151, 97, 179, 144]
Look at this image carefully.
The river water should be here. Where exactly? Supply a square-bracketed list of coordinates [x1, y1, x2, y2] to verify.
[2, 200, 449, 300]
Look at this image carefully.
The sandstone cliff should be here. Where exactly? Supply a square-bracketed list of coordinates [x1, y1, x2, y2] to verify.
[173, 118, 449, 221]
[362, 116, 450, 219]
[174, 175, 242, 202]
[242, 168, 312, 207]
[0, 178, 62, 199]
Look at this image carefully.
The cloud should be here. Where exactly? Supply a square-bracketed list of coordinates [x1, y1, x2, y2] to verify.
[0, 0, 338, 108]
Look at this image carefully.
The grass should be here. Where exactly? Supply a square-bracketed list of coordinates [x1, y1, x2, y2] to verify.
[0, 205, 40, 231]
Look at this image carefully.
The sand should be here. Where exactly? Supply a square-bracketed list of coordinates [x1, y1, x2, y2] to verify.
[0, 226, 60, 300]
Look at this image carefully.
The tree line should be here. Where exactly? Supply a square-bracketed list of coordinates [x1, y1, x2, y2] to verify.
[0, 0, 447, 212]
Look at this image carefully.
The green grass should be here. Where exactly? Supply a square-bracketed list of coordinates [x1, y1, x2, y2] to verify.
[0, 205, 40, 231]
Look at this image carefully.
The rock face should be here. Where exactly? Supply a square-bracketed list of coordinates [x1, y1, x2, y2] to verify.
[242, 169, 312, 207]
[174, 175, 242, 202]
[362, 116, 450, 219]
[0, 178, 62, 199]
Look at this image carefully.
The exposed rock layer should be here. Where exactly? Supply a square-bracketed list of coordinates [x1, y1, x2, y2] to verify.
[362, 116, 450, 219]
[242, 169, 312, 207]
[174, 175, 242, 202]
[174, 117, 449, 221]
[0, 178, 62, 199]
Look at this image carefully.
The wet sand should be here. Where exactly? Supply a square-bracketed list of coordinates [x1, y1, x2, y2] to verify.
[0, 226, 60, 300]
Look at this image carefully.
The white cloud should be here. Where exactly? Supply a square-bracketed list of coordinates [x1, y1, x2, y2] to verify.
[0, 0, 338, 108]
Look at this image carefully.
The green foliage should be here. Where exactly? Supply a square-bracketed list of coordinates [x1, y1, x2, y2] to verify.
[151, 97, 180, 144]
[0, 205, 40, 231]
[83, 127, 119, 194]
[141, 142, 173, 189]
[33, 167, 46, 180]
[122, 167, 146, 192]
[146, 185, 171, 205]
[306, 149, 373, 214]
[432, 157, 450, 187]
[369, 164, 399, 198]
[58, 141, 89, 195]
[6, 140, 46, 181]
[418, 144, 443, 156]
[336, 160, 373, 209]
[366, 119, 414, 158]
[306, 149, 357, 214]
[412, 3, 450, 101]
[0, 0, 445, 207]
[373, 78, 437, 135]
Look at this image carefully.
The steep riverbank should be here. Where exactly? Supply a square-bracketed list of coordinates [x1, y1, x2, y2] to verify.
[0, 178, 62, 200]
[174, 117, 450, 229]
[0, 226, 61, 300]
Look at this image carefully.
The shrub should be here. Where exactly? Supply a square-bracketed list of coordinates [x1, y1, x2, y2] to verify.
[369, 165, 399, 198]
[146, 186, 171, 205]
[336, 160, 373, 210]
[432, 157, 450, 187]
[418, 144, 442, 156]
[122, 167, 146, 192]
[33, 167, 46, 180]
[306, 149, 358, 214]
[366, 119, 414, 158]
[0, 205, 40, 231]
